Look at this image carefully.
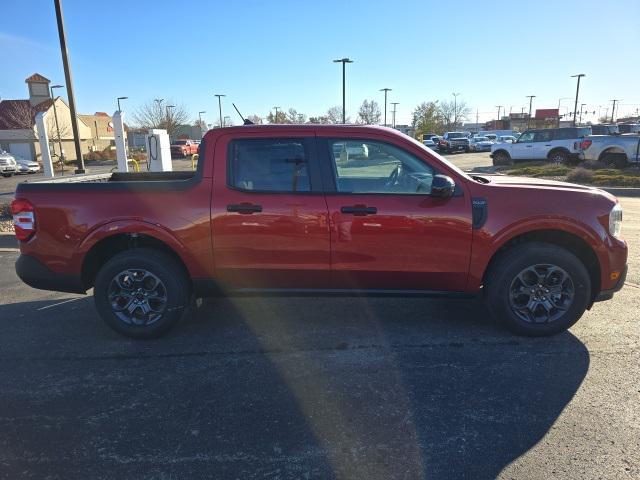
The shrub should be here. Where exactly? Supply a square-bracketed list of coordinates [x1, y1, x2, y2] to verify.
[566, 168, 594, 184]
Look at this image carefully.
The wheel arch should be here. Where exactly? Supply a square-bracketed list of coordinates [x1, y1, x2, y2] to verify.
[547, 146, 570, 158]
[80, 231, 191, 291]
[598, 147, 627, 161]
[482, 229, 601, 304]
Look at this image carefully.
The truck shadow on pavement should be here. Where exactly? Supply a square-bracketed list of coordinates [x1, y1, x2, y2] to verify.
[0, 295, 589, 479]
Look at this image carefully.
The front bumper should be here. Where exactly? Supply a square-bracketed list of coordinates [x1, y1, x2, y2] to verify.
[15, 254, 86, 294]
[594, 264, 627, 302]
[0, 166, 16, 173]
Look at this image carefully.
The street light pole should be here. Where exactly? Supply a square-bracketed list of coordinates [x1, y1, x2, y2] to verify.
[165, 105, 175, 136]
[117, 96, 128, 112]
[50, 84, 64, 160]
[273, 106, 280, 123]
[579, 103, 586, 125]
[380, 88, 392, 126]
[53, 0, 85, 174]
[526, 95, 536, 129]
[214, 94, 225, 128]
[452, 92, 460, 128]
[571, 74, 585, 127]
[610, 99, 620, 123]
[198, 111, 206, 136]
[391, 102, 399, 128]
[333, 58, 353, 124]
[495, 105, 503, 126]
[557, 97, 571, 127]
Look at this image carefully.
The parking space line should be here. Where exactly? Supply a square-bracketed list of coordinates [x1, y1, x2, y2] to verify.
[37, 297, 86, 311]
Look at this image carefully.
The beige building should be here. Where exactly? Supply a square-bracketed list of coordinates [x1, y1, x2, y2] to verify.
[79, 112, 116, 151]
[0, 73, 101, 161]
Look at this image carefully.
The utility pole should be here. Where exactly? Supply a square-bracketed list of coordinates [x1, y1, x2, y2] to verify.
[452, 92, 460, 129]
[333, 58, 353, 124]
[198, 111, 206, 136]
[214, 94, 225, 128]
[165, 105, 175, 133]
[273, 106, 280, 123]
[50, 84, 64, 160]
[495, 105, 503, 127]
[380, 88, 392, 126]
[610, 99, 620, 123]
[579, 103, 586, 124]
[391, 102, 399, 128]
[571, 74, 585, 127]
[53, 0, 85, 173]
[526, 95, 536, 129]
[557, 97, 571, 127]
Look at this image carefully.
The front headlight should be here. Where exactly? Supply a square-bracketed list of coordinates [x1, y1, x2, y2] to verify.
[609, 203, 623, 237]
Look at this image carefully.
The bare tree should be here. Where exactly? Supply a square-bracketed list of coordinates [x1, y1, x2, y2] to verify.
[132, 99, 189, 138]
[4, 102, 34, 130]
[326, 105, 346, 124]
[357, 99, 381, 125]
[246, 114, 263, 124]
[439, 99, 471, 130]
[286, 108, 307, 124]
[266, 109, 289, 124]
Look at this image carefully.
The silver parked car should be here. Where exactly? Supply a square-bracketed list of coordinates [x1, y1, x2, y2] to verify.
[469, 136, 494, 152]
[0, 151, 17, 177]
[13, 155, 41, 174]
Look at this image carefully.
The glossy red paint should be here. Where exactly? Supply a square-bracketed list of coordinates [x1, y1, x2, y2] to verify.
[13, 125, 627, 300]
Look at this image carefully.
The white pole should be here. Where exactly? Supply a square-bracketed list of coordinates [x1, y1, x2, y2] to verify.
[35, 112, 54, 178]
[113, 110, 128, 172]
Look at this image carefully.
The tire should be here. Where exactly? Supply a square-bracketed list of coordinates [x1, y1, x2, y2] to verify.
[94, 248, 191, 339]
[485, 242, 590, 336]
[492, 150, 512, 166]
[548, 149, 569, 165]
[1, 173, 13, 177]
[601, 152, 628, 169]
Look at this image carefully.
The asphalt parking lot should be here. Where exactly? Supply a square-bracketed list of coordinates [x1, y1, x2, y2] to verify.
[0, 152, 638, 479]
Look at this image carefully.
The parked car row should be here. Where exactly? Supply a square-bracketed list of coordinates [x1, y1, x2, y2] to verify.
[0, 151, 41, 177]
[422, 132, 519, 154]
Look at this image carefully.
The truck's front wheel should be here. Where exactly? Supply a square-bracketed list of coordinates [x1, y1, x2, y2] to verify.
[94, 248, 191, 338]
[485, 243, 590, 336]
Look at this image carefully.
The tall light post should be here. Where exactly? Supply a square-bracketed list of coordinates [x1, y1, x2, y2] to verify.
[495, 105, 503, 127]
[53, 0, 85, 173]
[610, 99, 620, 123]
[272, 106, 281, 123]
[117, 96, 128, 112]
[380, 88, 392, 126]
[391, 102, 399, 128]
[571, 74, 585, 127]
[198, 111, 206, 136]
[214, 94, 225, 128]
[451, 92, 461, 128]
[165, 105, 175, 135]
[333, 57, 353, 124]
[578, 103, 587, 124]
[557, 97, 571, 127]
[526, 95, 536, 129]
[50, 84, 64, 160]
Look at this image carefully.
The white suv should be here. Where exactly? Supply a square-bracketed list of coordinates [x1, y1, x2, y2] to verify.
[490, 127, 591, 165]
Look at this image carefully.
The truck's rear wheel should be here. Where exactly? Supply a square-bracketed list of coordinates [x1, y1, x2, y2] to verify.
[492, 151, 512, 166]
[94, 248, 191, 338]
[601, 152, 628, 169]
[548, 149, 569, 165]
[485, 242, 590, 336]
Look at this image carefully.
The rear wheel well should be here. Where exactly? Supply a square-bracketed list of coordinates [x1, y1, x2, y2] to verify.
[598, 148, 627, 161]
[483, 229, 600, 302]
[81, 233, 190, 290]
[547, 147, 569, 158]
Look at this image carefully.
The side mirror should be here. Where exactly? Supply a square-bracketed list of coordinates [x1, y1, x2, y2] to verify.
[430, 174, 455, 198]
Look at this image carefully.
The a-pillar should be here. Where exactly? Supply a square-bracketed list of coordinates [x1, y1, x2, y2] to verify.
[34, 112, 54, 178]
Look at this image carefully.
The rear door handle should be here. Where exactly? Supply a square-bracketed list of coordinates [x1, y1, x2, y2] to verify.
[341, 205, 377, 216]
[227, 203, 262, 214]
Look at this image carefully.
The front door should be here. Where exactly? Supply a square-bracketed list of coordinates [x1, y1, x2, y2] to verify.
[511, 131, 535, 160]
[319, 137, 473, 292]
[211, 134, 330, 289]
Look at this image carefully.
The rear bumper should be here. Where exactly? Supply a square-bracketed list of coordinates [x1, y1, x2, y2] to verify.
[15, 254, 86, 294]
[594, 264, 627, 302]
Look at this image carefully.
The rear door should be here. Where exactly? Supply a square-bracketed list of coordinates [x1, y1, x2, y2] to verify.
[318, 135, 473, 291]
[211, 132, 330, 289]
[532, 129, 554, 158]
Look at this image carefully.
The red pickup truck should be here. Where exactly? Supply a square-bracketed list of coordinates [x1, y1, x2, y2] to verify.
[170, 139, 199, 158]
[12, 125, 627, 338]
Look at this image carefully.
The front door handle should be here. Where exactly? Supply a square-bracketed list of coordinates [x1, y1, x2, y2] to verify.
[341, 205, 377, 216]
[227, 203, 262, 214]
[526, 145, 533, 147]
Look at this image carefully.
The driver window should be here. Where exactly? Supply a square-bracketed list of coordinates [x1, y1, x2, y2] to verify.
[518, 132, 535, 142]
[328, 139, 434, 194]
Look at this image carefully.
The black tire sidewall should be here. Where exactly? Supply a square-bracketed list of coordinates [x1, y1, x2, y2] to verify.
[94, 248, 190, 338]
[486, 243, 590, 336]
[549, 150, 568, 164]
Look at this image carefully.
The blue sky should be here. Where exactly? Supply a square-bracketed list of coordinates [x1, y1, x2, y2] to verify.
[1, 0, 639, 126]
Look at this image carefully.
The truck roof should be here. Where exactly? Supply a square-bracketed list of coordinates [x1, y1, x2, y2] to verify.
[202, 124, 403, 141]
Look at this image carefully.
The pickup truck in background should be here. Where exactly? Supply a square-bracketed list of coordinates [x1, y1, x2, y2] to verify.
[12, 125, 627, 339]
[170, 139, 199, 158]
[578, 134, 640, 168]
[438, 132, 470, 153]
[491, 127, 591, 165]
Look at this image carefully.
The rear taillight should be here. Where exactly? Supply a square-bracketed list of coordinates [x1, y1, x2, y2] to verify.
[580, 139, 592, 150]
[11, 198, 35, 241]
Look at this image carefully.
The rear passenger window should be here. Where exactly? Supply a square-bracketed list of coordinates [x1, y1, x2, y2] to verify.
[228, 138, 311, 192]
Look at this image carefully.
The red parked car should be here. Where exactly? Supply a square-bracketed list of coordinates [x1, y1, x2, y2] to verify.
[12, 125, 627, 338]
[170, 139, 199, 158]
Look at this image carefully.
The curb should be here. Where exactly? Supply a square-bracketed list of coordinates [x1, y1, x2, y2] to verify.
[601, 187, 640, 198]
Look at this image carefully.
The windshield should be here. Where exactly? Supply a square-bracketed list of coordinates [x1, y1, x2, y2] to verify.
[172, 140, 187, 145]
[447, 132, 465, 138]
[474, 137, 489, 142]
